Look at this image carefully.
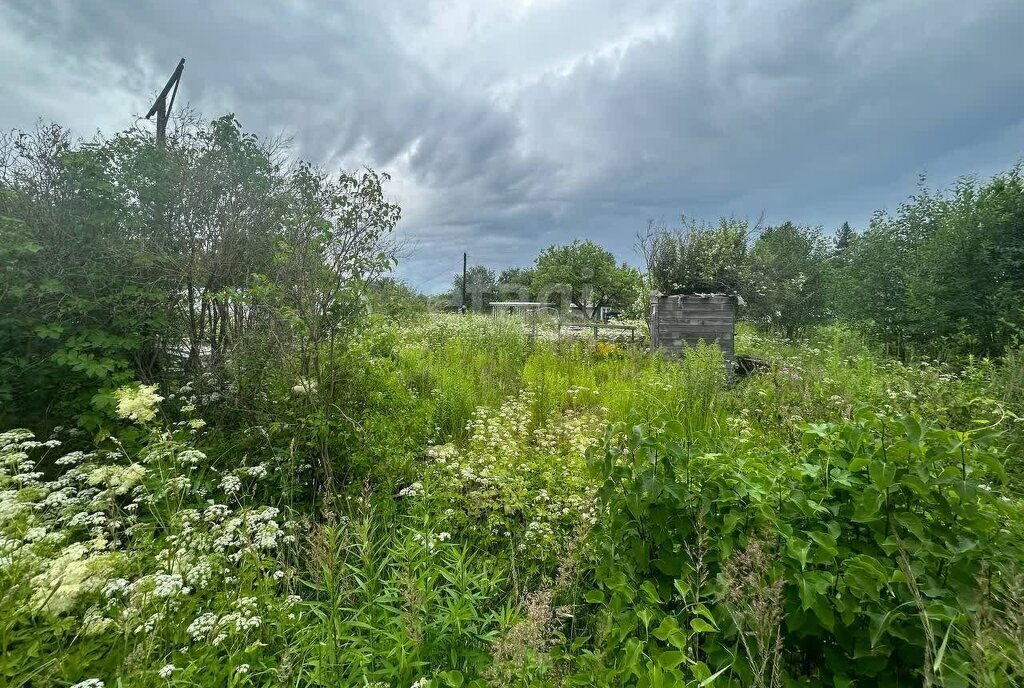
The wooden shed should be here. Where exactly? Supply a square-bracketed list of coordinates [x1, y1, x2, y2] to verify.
[649, 293, 737, 366]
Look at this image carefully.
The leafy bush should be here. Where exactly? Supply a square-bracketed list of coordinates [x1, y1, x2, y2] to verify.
[838, 165, 1024, 358]
[641, 216, 749, 296]
[576, 406, 1023, 686]
[746, 222, 831, 337]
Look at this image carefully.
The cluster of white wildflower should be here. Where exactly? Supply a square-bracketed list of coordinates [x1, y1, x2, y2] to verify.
[186, 596, 263, 646]
[411, 529, 453, 551]
[70, 679, 105, 688]
[419, 390, 602, 560]
[220, 475, 242, 495]
[168, 374, 231, 410]
[397, 481, 424, 498]
[177, 449, 207, 466]
[1, 408, 298, 671]
[30, 542, 122, 613]
[115, 384, 164, 423]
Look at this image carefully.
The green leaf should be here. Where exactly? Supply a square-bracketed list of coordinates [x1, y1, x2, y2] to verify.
[690, 618, 718, 633]
[440, 670, 465, 687]
[641, 580, 661, 603]
[33, 323, 64, 340]
[894, 512, 926, 541]
[652, 616, 679, 641]
[787, 537, 811, 569]
[656, 650, 686, 669]
[808, 530, 839, 559]
[934, 621, 954, 674]
[869, 460, 896, 490]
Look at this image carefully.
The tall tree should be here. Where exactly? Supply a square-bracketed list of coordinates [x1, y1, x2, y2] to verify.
[746, 222, 831, 338]
[496, 266, 536, 301]
[834, 221, 856, 252]
[451, 265, 496, 311]
[532, 240, 640, 319]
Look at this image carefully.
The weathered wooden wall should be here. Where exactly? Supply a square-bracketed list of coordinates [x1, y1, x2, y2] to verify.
[649, 293, 737, 365]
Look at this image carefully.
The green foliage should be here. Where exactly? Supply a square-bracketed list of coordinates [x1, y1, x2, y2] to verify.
[295, 505, 509, 687]
[641, 216, 749, 296]
[746, 222, 831, 337]
[838, 165, 1024, 358]
[533, 240, 641, 318]
[2, 312, 1023, 687]
[497, 266, 538, 302]
[578, 405, 1023, 686]
[0, 117, 398, 437]
[368, 277, 430, 319]
[452, 265, 497, 311]
[413, 390, 603, 574]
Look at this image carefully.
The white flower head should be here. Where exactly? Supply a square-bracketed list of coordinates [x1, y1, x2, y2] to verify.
[70, 680, 105, 688]
[220, 475, 242, 495]
[114, 384, 163, 423]
[177, 450, 207, 466]
[397, 481, 423, 498]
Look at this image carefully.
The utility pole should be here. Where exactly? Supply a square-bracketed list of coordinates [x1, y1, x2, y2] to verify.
[461, 252, 468, 312]
[145, 58, 186, 148]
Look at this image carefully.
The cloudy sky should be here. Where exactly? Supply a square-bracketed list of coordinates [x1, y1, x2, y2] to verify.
[3, 1, 1023, 293]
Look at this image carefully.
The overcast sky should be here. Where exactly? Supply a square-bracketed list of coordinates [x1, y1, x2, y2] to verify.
[3, 1, 1023, 293]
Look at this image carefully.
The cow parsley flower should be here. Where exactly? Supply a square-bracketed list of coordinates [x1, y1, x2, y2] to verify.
[158, 664, 175, 679]
[398, 481, 423, 498]
[187, 612, 219, 640]
[114, 384, 163, 423]
[70, 680, 104, 688]
[220, 475, 241, 495]
[153, 573, 188, 598]
[177, 450, 207, 466]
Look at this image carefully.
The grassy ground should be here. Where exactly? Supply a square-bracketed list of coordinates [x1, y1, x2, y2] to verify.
[2, 314, 1022, 687]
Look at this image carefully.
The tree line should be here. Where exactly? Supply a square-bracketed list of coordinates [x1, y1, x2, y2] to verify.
[452, 164, 1023, 359]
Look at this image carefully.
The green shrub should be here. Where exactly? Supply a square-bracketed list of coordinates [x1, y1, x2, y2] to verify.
[575, 407, 1023, 686]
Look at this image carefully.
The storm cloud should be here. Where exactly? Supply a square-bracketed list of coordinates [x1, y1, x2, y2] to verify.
[2, 0, 1023, 292]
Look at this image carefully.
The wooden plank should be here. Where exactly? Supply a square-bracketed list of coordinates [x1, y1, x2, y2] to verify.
[659, 323, 735, 331]
[662, 321, 735, 327]
[657, 318, 735, 326]
[660, 329, 735, 339]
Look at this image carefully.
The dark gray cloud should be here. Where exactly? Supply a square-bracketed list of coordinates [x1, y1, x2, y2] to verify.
[2, 0, 1023, 293]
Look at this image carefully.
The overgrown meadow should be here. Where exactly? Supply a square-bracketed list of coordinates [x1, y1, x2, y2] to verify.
[3, 314, 1023, 687]
[2, 117, 1024, 688]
